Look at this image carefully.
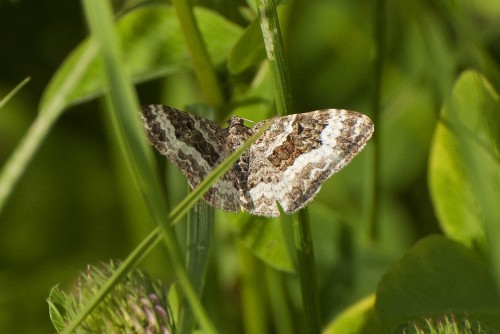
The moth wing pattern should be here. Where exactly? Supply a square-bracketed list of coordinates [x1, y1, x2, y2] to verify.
[140, 105, 374, 217]
[140, 104, 240, 211]
[247, 109, 374, 215]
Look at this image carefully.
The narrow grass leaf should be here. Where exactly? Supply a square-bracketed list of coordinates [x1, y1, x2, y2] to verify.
[60, 115, 272, 333]
[170, 117, 274, 224]
[0, 43, 97, 215]
[0, 5, 243, 215]
[0, 77, 31, 110]
[61, 227, 162, 334]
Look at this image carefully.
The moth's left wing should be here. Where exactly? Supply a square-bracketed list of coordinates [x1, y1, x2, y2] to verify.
[140, 104, 241, 212]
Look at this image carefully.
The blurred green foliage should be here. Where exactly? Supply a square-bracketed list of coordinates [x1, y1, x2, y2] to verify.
[1, 0, 500, 333]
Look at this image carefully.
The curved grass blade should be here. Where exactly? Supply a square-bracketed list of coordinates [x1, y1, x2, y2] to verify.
[0, 43, 98, 215]
[0, 5, 242, 217]
[61, 114, 273, 333]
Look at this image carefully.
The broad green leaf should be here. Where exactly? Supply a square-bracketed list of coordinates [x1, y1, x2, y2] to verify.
[428, 114, 485, 247]
[375, 235, 500, 332]
[228, 3, 290, 75]
[234, 215, 294, 272]
[228, 19, 266, 74]
[40, 5, 243, 112]
[429, 70, 500, 251]
[195, 7, 243, 68]
[323, 295, 378, 334]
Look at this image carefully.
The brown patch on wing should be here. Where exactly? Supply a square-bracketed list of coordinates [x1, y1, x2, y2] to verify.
[267, 112, 329, 171]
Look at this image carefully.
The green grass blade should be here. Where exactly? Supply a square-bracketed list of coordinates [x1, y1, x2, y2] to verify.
[171, 0, 224, 108]
[369, 0, 385, 239]
[256, 0, 321, 332]
[169, 117, 274, 225]
[79, 1, 218, 333]
[60, 114, 272, 333]
[239, 243, 268, 334]
[169, 2, 227, 328]
[0, 5, 243, 217]
[179, 201, 213, 334]
[0, 43, 98, 216]
[293, 209, 322, 333]
[61, 1, 274, 323]
[265, 267, 294, 334]
[256, 0, 291, 117]
[0, 77, 31, 110]
[61, 227, 163, 334]
[0, 77, 32, 210]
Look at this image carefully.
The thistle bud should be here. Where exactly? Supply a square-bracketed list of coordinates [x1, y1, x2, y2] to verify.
[48, 261, 174, 333]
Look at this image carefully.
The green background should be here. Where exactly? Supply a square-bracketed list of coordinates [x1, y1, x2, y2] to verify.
[1, 0, 500, 333]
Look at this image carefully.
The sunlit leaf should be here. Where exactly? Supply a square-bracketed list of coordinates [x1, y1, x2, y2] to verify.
[323, 295, 378, 334]
[429, 70, 500, 250]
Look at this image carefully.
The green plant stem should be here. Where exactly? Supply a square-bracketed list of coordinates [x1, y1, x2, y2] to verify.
[293, 210, 321, 333]
[239, 242, 268, 334]
[171, 0, 224, 108]
[369, 0, 385, 240]
[256, 0, 291, 117]
[170, 2, 224, 329]
[179, 201, 213, 334]
[265, 267, 294, 334]
[256, 1, 321, 333]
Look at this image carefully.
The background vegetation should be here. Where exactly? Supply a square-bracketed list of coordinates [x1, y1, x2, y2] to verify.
[1, 0, 500, 333]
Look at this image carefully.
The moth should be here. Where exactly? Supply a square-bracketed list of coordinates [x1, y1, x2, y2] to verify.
[140, 104, 373, 217]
